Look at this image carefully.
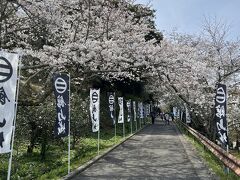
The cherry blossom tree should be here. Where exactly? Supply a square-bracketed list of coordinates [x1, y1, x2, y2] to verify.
[1, 0, 240, 146]
[144, 19, 240, 142]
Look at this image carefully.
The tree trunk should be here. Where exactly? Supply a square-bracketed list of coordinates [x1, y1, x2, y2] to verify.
[27, 121, 38, 153]
[237, 130, 240, 152]
[40, 126, 48, 160]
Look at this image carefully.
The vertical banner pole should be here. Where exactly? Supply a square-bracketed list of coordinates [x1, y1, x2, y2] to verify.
[98, 92, 100, 156]
[98, 90, 100, 155]
[114, 121, 116, 144]
[214, 84, 229, 173]
[135, 103, 137, 131]
[130, 101, 132, 134]
[7, 56, 21, 180]
[226, 144, 229, 173]
[118, 97, 124, 139]
[123, 122, 125, 139]
[138, 105, 140, 129]
[140, 118, 141, 129]
[98, 128, 100, 155]
[99, 91, 101, 156]
[136, 119, 137, 132]
[136, 102, 138, 131]
[114, 93, 116, 144]
[226, 90, 229, 174]
[135, 102, 137, 132]
[109, 92, 116, 144]
[131, 119, 132, 134]
[123, 98, 125, 138]
[53, 73, 71, 175]
[140, 103, 142, 129]
[68, 74, 71, 174]
[90, 89, 100, 156]
[226, 119, 229, 173]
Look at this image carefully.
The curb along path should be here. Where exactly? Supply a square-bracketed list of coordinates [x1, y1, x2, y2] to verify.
[68, 120, 216, 180]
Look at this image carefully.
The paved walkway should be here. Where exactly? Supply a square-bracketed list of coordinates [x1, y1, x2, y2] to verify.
[71, 120, 217, 180]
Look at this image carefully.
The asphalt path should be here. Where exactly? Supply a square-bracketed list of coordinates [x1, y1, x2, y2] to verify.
[71, 120, 217, 180]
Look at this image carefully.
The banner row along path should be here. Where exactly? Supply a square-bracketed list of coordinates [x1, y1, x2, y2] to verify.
[70, 119, 217, 180]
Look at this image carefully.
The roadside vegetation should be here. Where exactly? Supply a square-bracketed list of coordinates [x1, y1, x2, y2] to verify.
[0, 117, 150, 179]
[175, 121, 240, 180]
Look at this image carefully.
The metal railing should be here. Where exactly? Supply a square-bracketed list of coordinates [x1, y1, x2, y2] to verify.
[177, 120, 240, 176]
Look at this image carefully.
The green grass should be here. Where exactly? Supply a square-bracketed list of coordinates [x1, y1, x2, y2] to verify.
[175, 122, 240, 180]
[0, 118, 150, 180]
[38, 134, 124, 180]
[231, 151, 240, 160]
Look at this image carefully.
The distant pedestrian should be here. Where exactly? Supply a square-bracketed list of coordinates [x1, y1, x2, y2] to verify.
[164, 113, 170, 125]
[150, 111, 156, 124]
[170, 112, 174, 120]
[157, 107, 161, 116]
[160, 112, 164, 121]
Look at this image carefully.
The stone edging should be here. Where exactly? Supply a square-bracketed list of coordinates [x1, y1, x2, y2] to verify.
[62, 125, 149, 180]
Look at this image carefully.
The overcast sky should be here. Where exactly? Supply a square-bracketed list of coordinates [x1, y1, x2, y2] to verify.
[135, 0, 240, 40]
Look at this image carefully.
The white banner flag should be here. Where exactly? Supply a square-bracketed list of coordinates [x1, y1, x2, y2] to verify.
[184, 103, 191, 123]
[118, 97, 124, 123]
[180, 111, 183, 121]
[173, 107, 177, 118]
[126, 100, 131, 122]
[90, 89, 100, 132]
[137, 102, 141, 118]
[147, 104, 150, 116]
[139, 102, 144, 118]
[177, 109, 180, 119]
[143, 104, 145, 118]
[0, 51, 19, 153]
[133, 101, 136, 121]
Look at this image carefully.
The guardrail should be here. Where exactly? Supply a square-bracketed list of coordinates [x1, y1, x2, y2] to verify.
[176, 120, 240, 176]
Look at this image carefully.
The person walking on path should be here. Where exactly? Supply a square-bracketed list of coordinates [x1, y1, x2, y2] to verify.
[160, 112, 164, 121]
[164, 113, 170, 125]
[150, 110, 156, 124]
